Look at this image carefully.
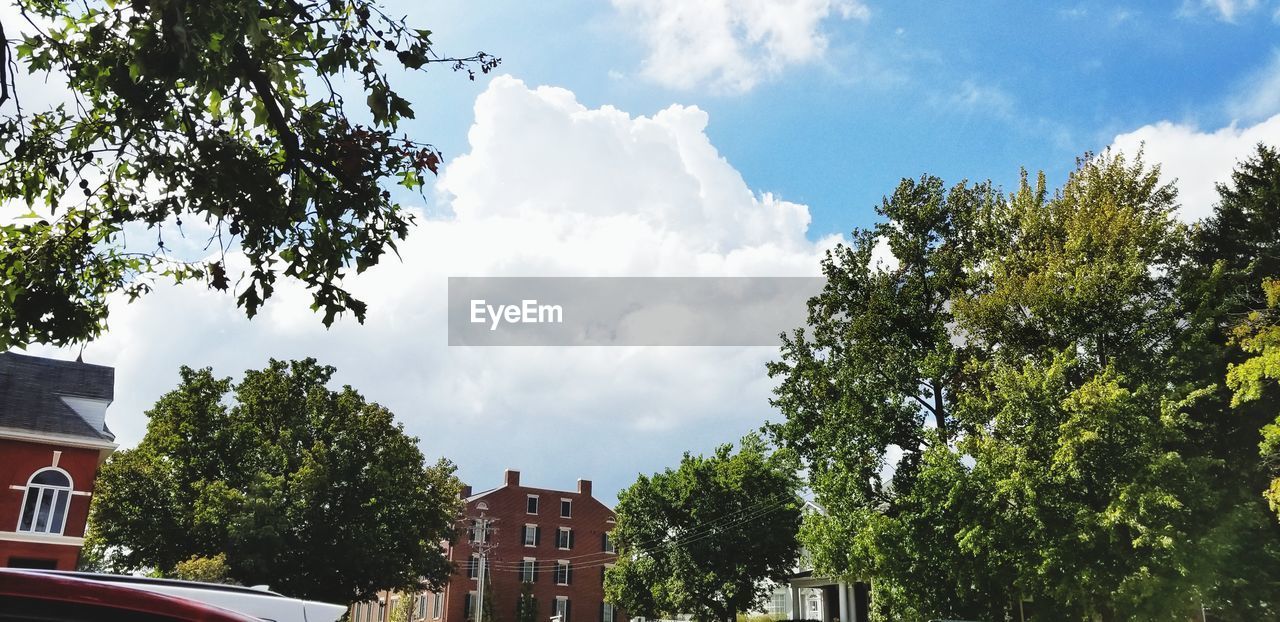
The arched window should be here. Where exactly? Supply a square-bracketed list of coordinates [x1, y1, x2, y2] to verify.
[17, 468, 72, 535]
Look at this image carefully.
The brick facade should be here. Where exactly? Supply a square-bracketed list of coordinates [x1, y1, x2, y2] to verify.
[351, 470, 622, 622]
[0, 352, 117, 570]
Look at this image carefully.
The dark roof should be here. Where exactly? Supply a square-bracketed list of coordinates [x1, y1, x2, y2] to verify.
[0, 352, 115, 441]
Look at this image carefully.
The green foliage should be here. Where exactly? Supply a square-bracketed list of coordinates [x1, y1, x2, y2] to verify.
[605, 435, 802, 622]
[390, 593, 417, 622]
[0, 0, 499, 349]
[770, 150, 1280, 621]
[174, 553, 233, 584]
[517, 583, 539, 622]
[83, 358, 463, 602]
[1229, 279, 1280, 517]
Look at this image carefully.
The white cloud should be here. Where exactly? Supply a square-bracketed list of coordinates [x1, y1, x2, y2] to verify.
[1109, 113, 1280, 221]
[1228, 49, 1280, 123]
[611, 0, 869, 93]
[25, 76, 840, 503]
[1180, 0, 1262, 21]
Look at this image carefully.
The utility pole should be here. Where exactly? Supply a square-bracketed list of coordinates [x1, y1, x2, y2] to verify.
[473, 513, 498, 622]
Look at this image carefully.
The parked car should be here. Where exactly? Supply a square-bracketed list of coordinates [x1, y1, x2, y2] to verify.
[6, 570, 349, 622]
[0, 568, 259, 621]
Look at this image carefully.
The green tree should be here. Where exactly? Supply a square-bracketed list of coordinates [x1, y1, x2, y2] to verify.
[390, 592, 418, 622]
[516, 583, 538, 622]
[0, 0, 498, 349]
[766, 175, 1010, 620]
[769, 152, 1280, 620]
[83, 358, 462, 602]
[1175, 144, 1280, 616]
[1229, 278, 1280, 516]
[174, 553, 233, 583]
[604, 435, 802, 622]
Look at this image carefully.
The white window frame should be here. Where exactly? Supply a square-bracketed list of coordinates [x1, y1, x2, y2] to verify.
[433, 592, 444, 619]
[557, 526, 572, 550]
[555, 560, 570, 586]
[524, 524, 538, 547]
[468, 591, 479, 620]
[417, 594, 427, 620]
[468, 553, 481, 579]
[603, 533, 615, 553]
[522, 557, 536, 583]
[16, 467, 73, 535]
[603, 602, 616, 622]
[555, 596, 569, 621]
[560, 498, 572, 518]
[527, 494, 540, 515]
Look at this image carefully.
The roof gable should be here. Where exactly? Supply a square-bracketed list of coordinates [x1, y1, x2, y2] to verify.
[0, 352, 115, 441]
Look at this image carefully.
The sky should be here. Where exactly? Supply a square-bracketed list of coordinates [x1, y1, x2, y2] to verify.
[16, 0, 1280, 505]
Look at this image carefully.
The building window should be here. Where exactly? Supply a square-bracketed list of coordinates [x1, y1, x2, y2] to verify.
[17, 468, 72, 535]
[554, 597, 570, 622]
[560, 499, 572, 518]
[433, 593, 444, 619]
[602, 533, 615, 553]
[468, 554, 480, 579]
[555, 560, 571, 586]
[466, 591, 478, 621]
[524, 524, 538, 547]
[527, 495, 539, 514]
[522, 557, 536, 583]
[417, 594, 427, 620]
[602, 602, 616, 622]
[557, 527, 574, 550]
[470, 519, 490, 544]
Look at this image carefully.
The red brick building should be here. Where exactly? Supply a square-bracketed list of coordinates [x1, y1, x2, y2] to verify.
[352, 470, 622, 622]
[0, 352, 117, 570]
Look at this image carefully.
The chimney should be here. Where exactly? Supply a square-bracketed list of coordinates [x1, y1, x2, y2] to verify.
[460, 485, 472, 499]
[578, 479, 592, 497]
[505, 469, 521, 486]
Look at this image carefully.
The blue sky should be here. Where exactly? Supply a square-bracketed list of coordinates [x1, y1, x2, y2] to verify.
[26, 0, 1280, 503]
[382, 0, 1280, 237]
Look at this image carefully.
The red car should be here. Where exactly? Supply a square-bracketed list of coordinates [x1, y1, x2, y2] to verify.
[0, 569, 260, 622]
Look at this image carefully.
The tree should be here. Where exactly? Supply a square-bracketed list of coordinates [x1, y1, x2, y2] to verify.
[83, 358, 462, 602]
[174, 553, 233, 583]
[1176, 144, 1280, 615]
[604, 435, 802, 622]
[0, 0, 499, 349]
[390, 592, 418, 622]
[769, 152, 1280, 620]
[516, 583, 538, 622]
[766, 174, 1010, 620]
[1229, 278, 1280, 516]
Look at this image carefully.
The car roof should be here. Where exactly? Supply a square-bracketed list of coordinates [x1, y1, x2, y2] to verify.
[0, 569, 260, 621]
[15, 570, 349, 622]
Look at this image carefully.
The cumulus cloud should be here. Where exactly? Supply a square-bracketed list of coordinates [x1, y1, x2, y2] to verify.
[26, 76, 840, 502]
[611, 0, 869, 93]
[1109, 113, 1280, 221]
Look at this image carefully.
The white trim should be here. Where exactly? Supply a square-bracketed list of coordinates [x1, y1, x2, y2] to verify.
[18, 467, 74, 535]
[71, 491, 91, 497]
[9, 485, 25, 491]
[560, 498, 572, 518]
[526, 494, 540, 515]
[555, 560, 570, 586]
[521, 557, 536, 583]
[0, 530, 84, 546]
[524, 523, 538, 547]
[0, 426, 117, 451]
[558, 526, 572, 550]
[52, 450, 62, 468]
